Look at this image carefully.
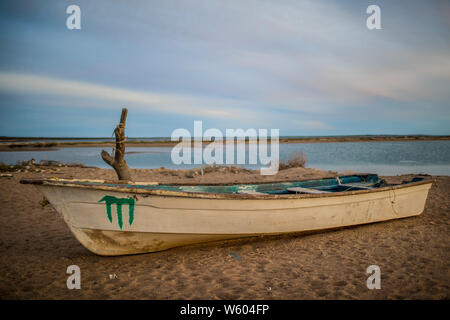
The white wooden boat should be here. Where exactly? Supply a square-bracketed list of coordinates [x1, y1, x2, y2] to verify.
[21, 174, 432, 256]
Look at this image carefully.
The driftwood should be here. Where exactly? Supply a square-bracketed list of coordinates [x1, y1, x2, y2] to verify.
[101, 108, 132, 181]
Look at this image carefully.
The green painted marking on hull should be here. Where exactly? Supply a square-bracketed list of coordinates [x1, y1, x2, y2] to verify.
[105, 203, 112, 223]
[128, 204, 135, 226]
[98, 196, 135, 230]
[116, 203, 123, 230]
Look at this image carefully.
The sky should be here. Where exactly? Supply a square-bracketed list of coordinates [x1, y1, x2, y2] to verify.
[0, 0, 449, 137]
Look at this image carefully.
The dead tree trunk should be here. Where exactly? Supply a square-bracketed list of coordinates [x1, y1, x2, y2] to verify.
[101, 108, 132, 181]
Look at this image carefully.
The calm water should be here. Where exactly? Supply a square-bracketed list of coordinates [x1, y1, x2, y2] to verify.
[1, 140, 449, 176]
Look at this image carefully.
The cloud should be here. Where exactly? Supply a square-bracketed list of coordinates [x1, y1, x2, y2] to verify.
[0, 72, 253, 119]
[294, 120, 334, 131]
[0, 0, 449, 136]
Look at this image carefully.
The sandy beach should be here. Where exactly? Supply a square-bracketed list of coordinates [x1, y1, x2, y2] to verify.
[0, 165, 448, 300]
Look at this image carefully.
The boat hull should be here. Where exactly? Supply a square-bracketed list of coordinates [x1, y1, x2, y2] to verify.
[34, 181, 432, 256]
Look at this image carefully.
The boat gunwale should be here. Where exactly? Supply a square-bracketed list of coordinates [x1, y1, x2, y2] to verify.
[20, 175, 434, 200]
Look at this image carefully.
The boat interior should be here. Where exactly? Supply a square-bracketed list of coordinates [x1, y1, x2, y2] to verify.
[31, 174, 429, 195]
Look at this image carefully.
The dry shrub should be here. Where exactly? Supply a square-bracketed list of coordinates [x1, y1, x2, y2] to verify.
[279, 151, 306, 170]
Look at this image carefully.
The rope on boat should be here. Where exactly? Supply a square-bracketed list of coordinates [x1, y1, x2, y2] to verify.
[389, 187, 400, 216]
[340, 181, 381, 192]
[111, 124, 127, 154]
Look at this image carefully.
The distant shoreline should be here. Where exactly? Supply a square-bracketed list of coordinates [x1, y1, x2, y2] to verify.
[0, 135, 449, 152]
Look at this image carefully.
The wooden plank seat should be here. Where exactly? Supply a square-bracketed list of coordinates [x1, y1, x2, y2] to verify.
[238, 190, 266, 195]
[339, 183, 373, 190]
[286, 187, 331, 194]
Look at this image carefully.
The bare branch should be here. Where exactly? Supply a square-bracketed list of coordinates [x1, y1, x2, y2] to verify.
[101, 150, 114, 166]
[101, 108, 132, 181]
